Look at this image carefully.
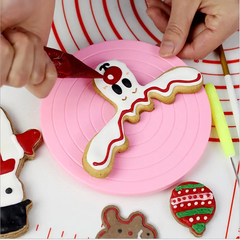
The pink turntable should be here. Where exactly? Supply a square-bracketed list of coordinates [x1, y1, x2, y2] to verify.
[41, 40, 211, 196]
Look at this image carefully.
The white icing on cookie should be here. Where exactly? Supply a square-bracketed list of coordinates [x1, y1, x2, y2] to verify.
[138, 229, 143, 239]
[0, 109, 24, 207]
[84, 60, 203, 174]
[0, 172, 24, 207]
[171, 193, 214, 205]
[0, 109, 24, 167]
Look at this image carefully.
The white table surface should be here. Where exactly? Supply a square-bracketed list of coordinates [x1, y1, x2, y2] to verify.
[1, 0, 239, 239]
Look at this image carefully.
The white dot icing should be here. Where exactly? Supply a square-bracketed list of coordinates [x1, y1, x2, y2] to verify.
[171, 193, 213, 205]
[189, 218, 194, 222]
[196, 216, 200, 221]
[204, 195, 208, 199]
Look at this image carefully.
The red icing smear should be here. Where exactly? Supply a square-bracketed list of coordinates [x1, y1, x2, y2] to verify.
[0, 153, 16, 175]
[98, 207, 157, 238]
[15, 130, 41, 155]
[93, 74, 201, 166]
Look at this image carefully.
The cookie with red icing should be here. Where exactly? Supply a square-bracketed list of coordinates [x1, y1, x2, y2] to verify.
[96, 205, 158, 238]
[0, 107, 42, 239]
[170, 181, 216, 237]
[83, 60, 203, 178]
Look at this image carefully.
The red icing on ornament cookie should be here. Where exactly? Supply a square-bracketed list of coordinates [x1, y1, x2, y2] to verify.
[0, 154, 16, 175]
[170, 181, 216, 237]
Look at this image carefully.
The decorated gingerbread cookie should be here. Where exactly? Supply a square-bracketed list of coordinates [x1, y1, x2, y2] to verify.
[96, 205, 158, 238]
[170, 181, 216, 237]
[82, 60, 203, 178]
[0, 107, 42, 239]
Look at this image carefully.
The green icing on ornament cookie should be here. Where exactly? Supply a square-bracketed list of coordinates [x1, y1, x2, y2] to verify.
[192, 223, 206, 234]
[175, 183, 204, 191]
[176, 207, 214, 218]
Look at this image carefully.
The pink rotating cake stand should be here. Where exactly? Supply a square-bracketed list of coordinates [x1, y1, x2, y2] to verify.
[41, 40, 211, 196]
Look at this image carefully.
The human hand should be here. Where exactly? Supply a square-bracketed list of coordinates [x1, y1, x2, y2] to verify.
[0, 0, 57, 98]
[146, 0, 239, 59]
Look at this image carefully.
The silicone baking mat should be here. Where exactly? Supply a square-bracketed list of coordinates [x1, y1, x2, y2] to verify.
[41, 40, 211, 196]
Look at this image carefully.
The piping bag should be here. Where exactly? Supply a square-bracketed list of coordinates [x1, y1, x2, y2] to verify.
[44, 46, 103, 79]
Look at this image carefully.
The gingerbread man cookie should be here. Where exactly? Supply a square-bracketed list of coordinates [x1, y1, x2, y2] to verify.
[170, 181, 216, 237]
[96, 205, 158, 238]
[0, 107, 42, 239]
[83, 60, 203, 178]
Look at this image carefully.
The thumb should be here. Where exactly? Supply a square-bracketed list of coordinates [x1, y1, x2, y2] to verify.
[159, 0, 200, 57]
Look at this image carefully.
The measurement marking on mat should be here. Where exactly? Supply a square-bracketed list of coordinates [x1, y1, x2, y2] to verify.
[47, 228, 52, 239]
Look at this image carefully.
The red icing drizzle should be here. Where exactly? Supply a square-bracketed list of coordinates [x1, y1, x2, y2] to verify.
[93, 73, 201, 166]
[0, 153, 16, 175]
[15, 130, 41, 155]
[98, 207, 157, 238]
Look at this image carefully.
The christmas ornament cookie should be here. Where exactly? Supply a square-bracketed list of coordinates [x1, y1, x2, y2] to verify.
[170, 181, 216, 237]
[96, 205, 158, 238]
[83, 60, 203, 178]
[0, 107, 42, 239]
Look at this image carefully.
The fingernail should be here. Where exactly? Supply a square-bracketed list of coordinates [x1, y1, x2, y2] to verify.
[159, 41, 175, 57]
